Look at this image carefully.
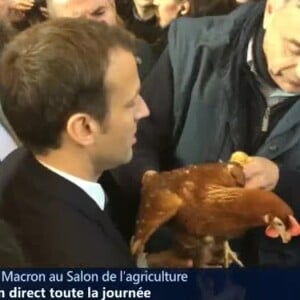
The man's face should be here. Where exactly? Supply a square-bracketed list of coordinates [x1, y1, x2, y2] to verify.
[153, 0, 184, 28]
[92, 48, 149, 169]
[263, 0, 300, 92]
[50, 0, 117, 25]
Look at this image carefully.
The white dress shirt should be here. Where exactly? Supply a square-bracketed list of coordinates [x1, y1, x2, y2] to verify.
[39, 161, 149, 267]
[38, 161, 106, 210]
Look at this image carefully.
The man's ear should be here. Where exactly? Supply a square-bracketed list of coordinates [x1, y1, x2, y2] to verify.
[179, 0, 190, 16]
[66, 113, 96, 146]
[263, 0, 287, 29]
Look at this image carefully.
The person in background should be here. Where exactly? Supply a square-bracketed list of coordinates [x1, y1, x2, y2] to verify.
[47, 0, 116, 24]
[151, 0, 238, 57]
[116, 0, 163, 44]
[0, 0, 47, 30]
[154, 0, 238, 28]
[47, 0, 154, 81]
[0, 0, 34, 20]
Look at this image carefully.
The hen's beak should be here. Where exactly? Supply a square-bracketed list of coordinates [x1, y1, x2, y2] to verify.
[273, 216, 291, 243]
[279, 230, 291, 244]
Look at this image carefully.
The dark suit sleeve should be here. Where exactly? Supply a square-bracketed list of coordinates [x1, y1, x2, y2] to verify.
[274, 168, 300, 218]
[31, 202, 134, 267]
[111, 47, 174, 196]
[0, 219, 27, 267]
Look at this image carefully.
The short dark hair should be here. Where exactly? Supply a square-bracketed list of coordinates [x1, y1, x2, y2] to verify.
[0, 18, 136, 153]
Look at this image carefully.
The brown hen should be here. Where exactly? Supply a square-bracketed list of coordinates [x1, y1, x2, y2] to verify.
[131, 162, 300, 268]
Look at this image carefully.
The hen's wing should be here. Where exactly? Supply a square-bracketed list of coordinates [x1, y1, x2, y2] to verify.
[131, 188, 183, 256]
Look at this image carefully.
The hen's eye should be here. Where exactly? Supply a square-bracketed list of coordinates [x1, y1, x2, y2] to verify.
[274, 222, 283, 227]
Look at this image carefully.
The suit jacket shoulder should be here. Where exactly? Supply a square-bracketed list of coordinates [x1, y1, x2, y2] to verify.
[1, 152, 135, 267]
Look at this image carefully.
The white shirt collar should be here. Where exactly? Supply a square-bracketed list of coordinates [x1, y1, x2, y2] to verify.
[246, 38, 256, 73]
[38, 161, 106, 211]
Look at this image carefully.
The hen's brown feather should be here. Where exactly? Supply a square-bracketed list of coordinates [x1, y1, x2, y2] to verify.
[131, 162, 294, 267]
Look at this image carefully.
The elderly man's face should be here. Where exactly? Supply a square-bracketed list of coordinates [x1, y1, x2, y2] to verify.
[50, 0, 117, 25]
[263, 0, 300, 92]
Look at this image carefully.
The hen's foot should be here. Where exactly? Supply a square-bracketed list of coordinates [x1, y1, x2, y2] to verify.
[224, 241, 244, 268]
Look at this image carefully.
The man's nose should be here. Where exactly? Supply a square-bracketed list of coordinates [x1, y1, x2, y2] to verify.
[136, 95, 150, 120]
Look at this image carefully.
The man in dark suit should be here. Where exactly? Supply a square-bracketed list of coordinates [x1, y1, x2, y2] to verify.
[0, 18, 150, 267]
[45, 0, 155, 241]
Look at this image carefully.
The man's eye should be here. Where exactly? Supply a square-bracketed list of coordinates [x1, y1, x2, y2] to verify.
[92, 9, 105, 17]
[289, 45, 300, 55]
[125, 99, 137, 108]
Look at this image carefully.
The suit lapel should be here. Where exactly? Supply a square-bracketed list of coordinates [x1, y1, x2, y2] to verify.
[25, 154, 133, 261]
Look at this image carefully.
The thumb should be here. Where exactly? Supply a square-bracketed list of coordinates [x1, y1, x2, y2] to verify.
[244, 177, 260, 189]
[243, 164, 257, 179]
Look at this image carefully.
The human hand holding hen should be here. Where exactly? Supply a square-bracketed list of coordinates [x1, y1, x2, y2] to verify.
[243, 156, 279, 191]
[230, 152, 279, 191]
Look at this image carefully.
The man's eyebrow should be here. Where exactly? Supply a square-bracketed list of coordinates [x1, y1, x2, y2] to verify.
[90, 6, 105, 14]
